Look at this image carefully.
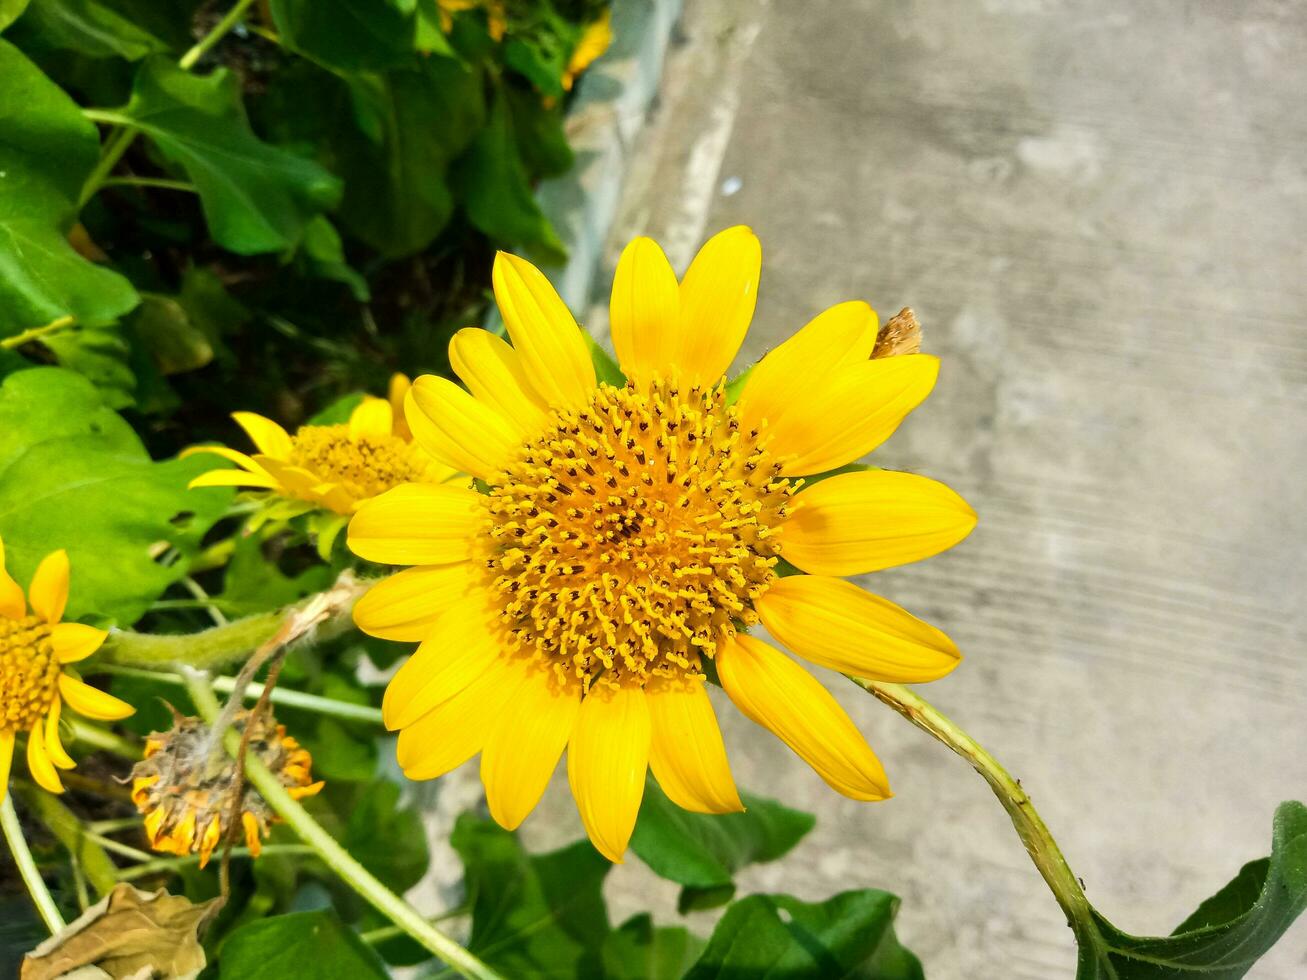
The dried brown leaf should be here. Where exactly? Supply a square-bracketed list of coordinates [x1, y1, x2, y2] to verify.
[872, 307, 922, 358]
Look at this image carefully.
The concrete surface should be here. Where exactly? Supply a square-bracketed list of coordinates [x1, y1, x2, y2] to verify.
[520, 1, 1307, 976]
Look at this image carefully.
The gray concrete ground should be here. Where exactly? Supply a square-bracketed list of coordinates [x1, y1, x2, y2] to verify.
[518, 1, 1307, 976]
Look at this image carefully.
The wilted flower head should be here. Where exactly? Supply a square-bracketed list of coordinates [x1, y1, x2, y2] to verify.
[130, 709, 323, 867]
[1, 536, 133, 801]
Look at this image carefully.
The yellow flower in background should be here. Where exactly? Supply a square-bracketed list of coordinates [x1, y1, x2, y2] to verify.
[562, 10, 613, 92]
[131, 710, 323, 868]
[348, 228, 977, 861]
[187, 375, 457, 517]
[436, 0, 506, 41]
[0, 538, 134, 801]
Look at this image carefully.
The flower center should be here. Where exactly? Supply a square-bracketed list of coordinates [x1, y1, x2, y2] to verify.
[0, 616, 60, 733]
[288, 424, 430, 503]
[485, 379, 796, 692]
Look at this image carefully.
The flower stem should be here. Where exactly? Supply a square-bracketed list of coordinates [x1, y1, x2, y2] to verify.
[851, 679, 1099, 951]
[117, 844, 315, 881]
[184, 673, 501, 980]
[178, 0, 260, 69]
[1, 795, 66, 934]
[1, 315, 76, 350]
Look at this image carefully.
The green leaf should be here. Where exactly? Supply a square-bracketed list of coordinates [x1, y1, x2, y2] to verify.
[296, 216, 369, 302]
[452, 814, 612, 977]
[0, 40, 138, 335]
[1, 0, 31, 32]
[269, 0, 416, 72]
[341, 779, 429, 893]
[585, 331, 625, 387]
[218, 908, 389, 979]
[506, 83, 573, 179]
[42, 322, 136, 408]
[602, 915, 705, 980]
[130, 294, 214, 374]
[15, 0, 168, 60]
[0, 367, 230, 623]
[307, 715, 376, 781]
[113, 57, 341, 255]
[685, 890, 923, 980]
[1077, 800, 1307, 979]
[334, 58, 484, 257]
[451, 81, 565, 260]
[630, 776, 815, 911]
[219, 534, 333, 617]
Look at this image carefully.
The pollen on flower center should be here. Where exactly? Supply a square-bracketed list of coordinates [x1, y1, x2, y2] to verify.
[288, 425, 428, 503]
[0, 615, 60, 733]
[485, 378, 797, 691]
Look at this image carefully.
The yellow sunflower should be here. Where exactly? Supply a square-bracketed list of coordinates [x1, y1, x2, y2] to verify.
[187, 375, 456, 517]
[347, 228, 976, 861]
[0, 538, 134, 801]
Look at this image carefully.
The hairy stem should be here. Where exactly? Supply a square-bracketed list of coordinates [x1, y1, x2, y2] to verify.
[184, 674, 501, 979]
[1, 795, 66, 934]
[851, 679, 1098, 950]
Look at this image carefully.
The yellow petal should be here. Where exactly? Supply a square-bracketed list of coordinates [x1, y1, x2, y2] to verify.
[717, 634, 889, 801]
[405, 376, 522, 482]
[0, 732, 14, 800]
[738, 301, 878, 432]
[231, 412, 293, 459]
[26, 722, 64, 794]
[29, 550, 69, 624]
[609, 236, 679, 388]
[198, 816, 222, 869]
[492, 252, 595, 409]
[396, 656, 526, 779]
[188, 469, 282, 490]
[481, 672, 580, 830]
[672, 226, 761, 387]
[783, 470, 976, 575]
[757, 576, 961, 682]
[49, 622, 108, 664]
[44, 699, 76, 770]
[58, 674, 135, 721]
[353, 563, 489, 641]
[567, 684, 651, 863]
[388, 374, 413, 440]
[383, 606, 503, 730]
[768, 355, 939, 476]
[348, 483, 486, 566]
[242, 812, 264, 855]
[449, 327, 551, 432]
[348, 397, 394, 441]
[0, 537, 26, 619]
[647, 680, 742, 814]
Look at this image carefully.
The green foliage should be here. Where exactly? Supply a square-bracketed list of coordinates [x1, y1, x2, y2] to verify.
[452, 813, 612, 977]
[0, 40, 138, 338]
[631, 775, 816, 912]
[0, 367, 228, 623]
[218, 908, 389, 979]
[603, 915, 706, 980]
[684, 890, 923, 980]
[1077, 800, 1307, 979]
[0, 0, 610, 435]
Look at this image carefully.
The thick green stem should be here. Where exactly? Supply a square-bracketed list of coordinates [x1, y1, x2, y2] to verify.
[851, 679, 1098, 949]
[1, 795, 66, 934]
[184, 674, 501, 979]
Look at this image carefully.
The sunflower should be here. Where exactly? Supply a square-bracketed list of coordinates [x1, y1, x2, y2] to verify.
[131, 709, 323, 868]
[187, 375, 457, 519]
[0, 538, 134, 801]
[347, 228, 976, 861]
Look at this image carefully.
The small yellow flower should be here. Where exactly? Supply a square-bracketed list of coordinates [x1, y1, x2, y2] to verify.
[131, 710, 323, 868]
[436, 0, 505, 41]
[0, 537, 134, 801]
[186, 375, 457, 517]
[562, 10, 613, 92]
[348, 229, 977, 862]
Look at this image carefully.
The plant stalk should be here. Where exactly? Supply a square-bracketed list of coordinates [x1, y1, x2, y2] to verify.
[1, 795, 66, 934]
[184, 673, 501, 979]
[1, 315, 76, 351]
[851, 678, 1098, 951]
